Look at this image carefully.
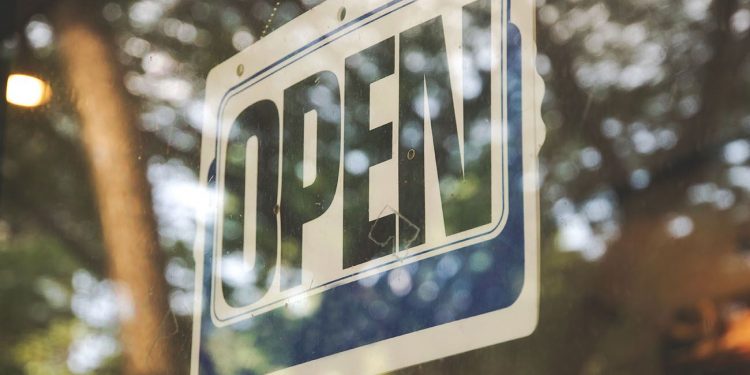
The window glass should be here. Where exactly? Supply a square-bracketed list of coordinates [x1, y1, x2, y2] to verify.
[0, 0, 749, 374]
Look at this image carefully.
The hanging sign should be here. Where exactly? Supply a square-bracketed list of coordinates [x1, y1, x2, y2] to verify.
[192, 0, 543, 372]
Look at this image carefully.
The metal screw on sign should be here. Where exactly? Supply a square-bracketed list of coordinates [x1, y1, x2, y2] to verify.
[407, 149, 416, 160]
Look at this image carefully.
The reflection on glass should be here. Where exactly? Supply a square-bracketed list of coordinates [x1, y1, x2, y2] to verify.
[0, 0, 748, 373]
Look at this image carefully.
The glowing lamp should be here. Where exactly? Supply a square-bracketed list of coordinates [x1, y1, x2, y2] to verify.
[5, 74, 52, 107]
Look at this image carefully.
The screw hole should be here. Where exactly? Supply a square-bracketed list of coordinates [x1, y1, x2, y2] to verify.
[236, 64, 244, 76]
[407, 149, 416, 160]
[337, 7, 346, 21]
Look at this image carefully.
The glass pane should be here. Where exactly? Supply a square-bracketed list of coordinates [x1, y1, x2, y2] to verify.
[1, 0, 749, 374]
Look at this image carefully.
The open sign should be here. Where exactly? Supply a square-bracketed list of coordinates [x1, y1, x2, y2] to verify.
[193, 0, 541, 372]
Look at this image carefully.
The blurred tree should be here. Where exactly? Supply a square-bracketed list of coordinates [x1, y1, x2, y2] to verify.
[52, 0, 179, 374]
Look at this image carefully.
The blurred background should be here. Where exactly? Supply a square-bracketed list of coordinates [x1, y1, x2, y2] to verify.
[0, 0, 749, 374]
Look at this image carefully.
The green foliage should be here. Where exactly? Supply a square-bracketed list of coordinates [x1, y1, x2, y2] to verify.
[0, 235, 79, 373]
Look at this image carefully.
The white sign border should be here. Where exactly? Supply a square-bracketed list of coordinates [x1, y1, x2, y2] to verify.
[190, 0, 543, 372]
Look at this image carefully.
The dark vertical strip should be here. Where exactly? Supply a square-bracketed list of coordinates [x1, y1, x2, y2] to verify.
[343, 36, 396, 268]
[221, 100, 280, 307]
[281, 70, 341, 290]
[398, 18, 438, 250]
[201, 159, 219, 375]
[398, 1, 493, 251]
[0, 0, 11, 202]
[0, 56, 7, 200]
[442, 0, 493, 234]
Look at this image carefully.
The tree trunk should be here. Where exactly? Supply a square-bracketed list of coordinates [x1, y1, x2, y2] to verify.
[53, 1, 178, 374]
